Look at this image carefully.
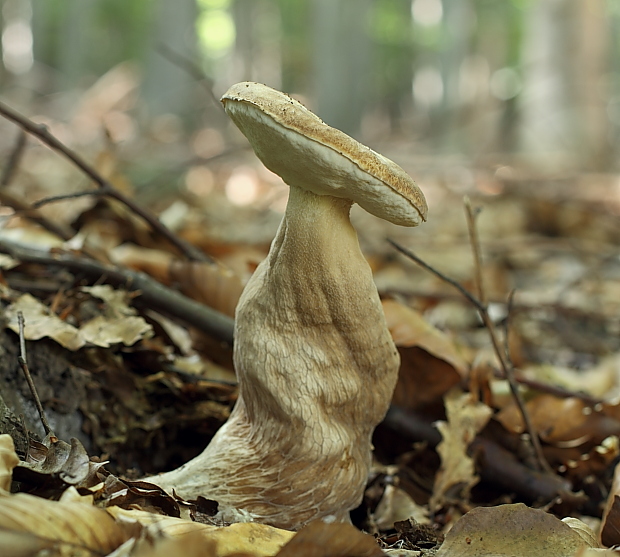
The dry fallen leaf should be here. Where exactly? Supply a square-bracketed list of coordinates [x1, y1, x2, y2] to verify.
[435, 503, 597, 557]
[430, 388, 493, 510]
[18, 435, 93, 485]
[496, 394, 607, 444]
[383, 299, 467, 409]
[600, 458, 620, 547]
[4, 287, 152, 351]
[0, 489, 139, 556]
[5, 293, 84, 351]
[80, 285, 153, 347]
[373, 484, 429, 531]
[128, 530, 221, 557]
[168, 259, 244, 318]
[109, 507, 295, 557]
[0, 435, 19, 491]
[112, 243, 244, 317]
[276, 520, 384, 557]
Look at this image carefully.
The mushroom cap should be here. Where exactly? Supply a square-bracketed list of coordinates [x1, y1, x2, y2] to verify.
[221, 82, 427, 226]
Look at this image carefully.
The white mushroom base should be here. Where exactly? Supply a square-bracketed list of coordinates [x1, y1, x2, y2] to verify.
[148, 188, 400, 531]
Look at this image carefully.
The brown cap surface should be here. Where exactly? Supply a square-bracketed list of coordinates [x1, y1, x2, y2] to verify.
[221, 81, 427, 226]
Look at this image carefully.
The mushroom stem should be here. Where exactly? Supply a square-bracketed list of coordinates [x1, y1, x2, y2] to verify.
[150, 185, 400, 529]
[238, 185, 399, 438]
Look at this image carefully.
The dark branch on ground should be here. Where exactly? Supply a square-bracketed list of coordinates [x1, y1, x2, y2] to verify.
[0, 237, 235, 346]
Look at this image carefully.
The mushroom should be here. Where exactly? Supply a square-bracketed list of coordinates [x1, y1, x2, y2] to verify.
[150, 82, 427, 530]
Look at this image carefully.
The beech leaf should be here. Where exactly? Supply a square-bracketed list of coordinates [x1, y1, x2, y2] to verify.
[435, 503, 596, 557]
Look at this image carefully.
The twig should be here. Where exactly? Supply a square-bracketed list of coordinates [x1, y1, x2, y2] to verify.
[32, 187, 109, 208]
[0, 100, 210, 263]
[463, 199, 551, 474]
[387, 239, 484, 312]
[0, 131, 75, 241]
[17, 311, 55, 436]
[0, 237, 235, 346]
[389, 235, 553, 474]
[464, 196, 486, 306]
[504, 289, 516, 364]
[156, 43, 225, 115]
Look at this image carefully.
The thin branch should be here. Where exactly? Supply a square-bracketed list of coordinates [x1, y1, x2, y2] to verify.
[0, 237, 234, 346]
[156, 43, 225, 115]
[389, 235, 553, 474]
[464, 196, 486, 306]
[0, 100, 210, 263]
[0, 131, 75, 240]
[17, 311, 55, 436]
[463, 199, 552, 474]
[32, 187, 108, 208]
[387, 239, 484, 311]
[504, 289, 516, 364]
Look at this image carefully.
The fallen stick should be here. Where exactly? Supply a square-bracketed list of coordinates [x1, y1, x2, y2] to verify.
[0, 237, 235, 346]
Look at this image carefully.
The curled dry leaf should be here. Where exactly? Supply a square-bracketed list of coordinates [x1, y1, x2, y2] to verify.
[562, 517, 599, 549]
[382, 299, 467, 410]
[435, 503, 597, 557]
[430, 388, 493, 511]
[0, 434, 19, 491]
[17, 435, 93, 487]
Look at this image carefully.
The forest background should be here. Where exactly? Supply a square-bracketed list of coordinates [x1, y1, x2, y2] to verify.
[1, 0, 617, 174]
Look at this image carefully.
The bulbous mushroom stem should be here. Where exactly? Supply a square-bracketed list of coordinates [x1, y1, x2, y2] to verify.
[150, 185, 400, 530]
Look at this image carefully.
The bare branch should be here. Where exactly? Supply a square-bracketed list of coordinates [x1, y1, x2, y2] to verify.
[0, 131, 75, 240]
[0, 100, 211, 263]
[389, 231, 554, 475]
[0, 237, 234, 346]
[156, 43, 225, 115]
[462, 198, 552, 474]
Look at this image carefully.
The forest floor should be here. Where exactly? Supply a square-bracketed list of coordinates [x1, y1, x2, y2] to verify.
[0, 73, 620, 556]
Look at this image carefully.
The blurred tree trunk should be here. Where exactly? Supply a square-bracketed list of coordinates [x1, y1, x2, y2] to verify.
[231, 0, 258, 82]
[230, 0, 281, 88]
[519, 0, 610, 170]
[438, 0, 474, 150]
[311, 0, 372, 135]
[143, 0, 198, 120]
[375, 0, 414, 136]
[56, 0, 97, 89]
